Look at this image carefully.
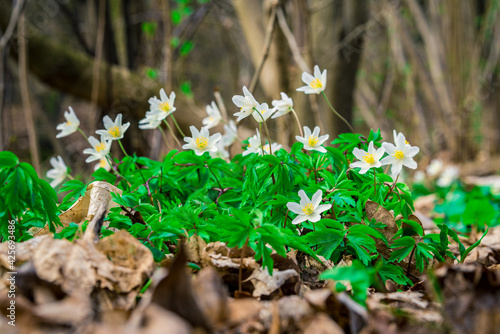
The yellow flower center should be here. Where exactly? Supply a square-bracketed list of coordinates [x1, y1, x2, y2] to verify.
[108, 126, 121, 138]
[160, 102, 170, 112]
[363, 153, 375, 164]
[405, 140, 409, 145]
[302, 203, 314, 215]
[310, 78, 323, 89]
[260, 109, 266, 114]
[308, 135, 319, 147]
[66, 121, 72, 126]
[394, 150, 405, 160]
[196, 137, 208, 150]
[95, 143, 106, 153]
[99, 159, 107, 168]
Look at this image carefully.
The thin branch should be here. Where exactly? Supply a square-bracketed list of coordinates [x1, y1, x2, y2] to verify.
[276, 7, 310, 73]
[0, 0, 25, 49]
[18, 11, 41, 173]
[0, 0, 25, 151]
[249, 4, 277, 94]
[214, 88, 228, 123]
[89, 0, 106, 133]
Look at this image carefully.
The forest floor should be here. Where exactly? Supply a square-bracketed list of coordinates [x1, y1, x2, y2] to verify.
[1, 195, 499, 334]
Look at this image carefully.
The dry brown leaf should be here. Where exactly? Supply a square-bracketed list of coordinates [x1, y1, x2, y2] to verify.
[365, 200, 421, 278]
[35, 181, 122, 235]
[432, 263, 500, 333]
[95, 230, 155, 293]
[226, 298, 265, 327]
[127, 304, 193, 334]
[150, 243, 209, 331]
[185, 234, 207, 264]
[192, 267, 228, 328]
[298, 313, 344, 334]
[243, 267, 299, 297]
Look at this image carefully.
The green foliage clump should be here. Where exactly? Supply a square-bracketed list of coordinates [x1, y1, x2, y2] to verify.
[0, 129, 485, 305]
[0, 151, 61, 241]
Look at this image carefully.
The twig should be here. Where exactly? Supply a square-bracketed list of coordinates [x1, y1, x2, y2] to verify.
[249, 5, 277, 93]
[0, 0, 25, 151]
[0, 0, 25, 49]
[18, 11, 41, 174]
[89, 0, 106, 133]
[276, 7, 310, 73]
[238, 237, 250, 293]
[214, 88, 228, 123]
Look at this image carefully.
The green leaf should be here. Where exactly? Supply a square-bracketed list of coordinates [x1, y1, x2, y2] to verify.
[60, 180, 87, 203]
[141, 21, 157, 37]
[378, 263, 412, 286]
[347, 232, 376, 265]
[92, 168, 117, 184]
[460, 228, 489, 262]
[303, 228, 345, 260]
[180, 41, 193, 56]
[0, 151, 18, 168]
[462, 198, 495, 227]
[348, 224, 388, 246]
[320, 260, 373, 305]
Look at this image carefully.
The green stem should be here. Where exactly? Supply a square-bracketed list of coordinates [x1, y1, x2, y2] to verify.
[204, 161, 223, 190]
[253, 108, 273, 155]
[105, 154, 132, 187]
[321, 91, 355, 134]
[290, 108, 304, 137]
[77, 127, 89, 142]
[374, 169, 377, 198]
[66, 173, 75, 180]
[117, 139, 129, 158]
[258, 123, 266, 155]
[158, 126, 170, 149]
[162, 119, 182, 147]
[118, 139, 148, 185]
[384, 173, 400, 201]
[170, 115, 186, 137]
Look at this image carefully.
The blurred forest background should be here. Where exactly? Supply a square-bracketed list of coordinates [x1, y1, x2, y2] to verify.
[0, 0, 499, 178]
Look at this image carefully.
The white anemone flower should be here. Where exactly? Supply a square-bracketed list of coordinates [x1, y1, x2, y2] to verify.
[148, 89, 176, 120]
[94, 157, 111, 171]
[350, 142, 385, 174]
[296, 65, 327, 94]
[296, 126, 329, 153]
[381, 132, 420, 178]
[286, 190, 332, 225]
[182, 126, 222, 156]
[392, 130, 412, 147]
[426, 159, 443, 176]
[437, 166, 459, 188]
[95, 114, 130, 141]
[56, 106, 80, 138]
[139, 113, 162, 130]
[222, 120, 238, 146]
[202, 101, 222, 129]
[242, 130, 263, 156]
[251, 102, 275, 123]
[210, 140, 230, 160]
[262, 142, 282, 155]
[83, 136, 111, 163]
[271, 92, 293, 119]
[232, 86, 259, 121]
[46, 156, 68, 188]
